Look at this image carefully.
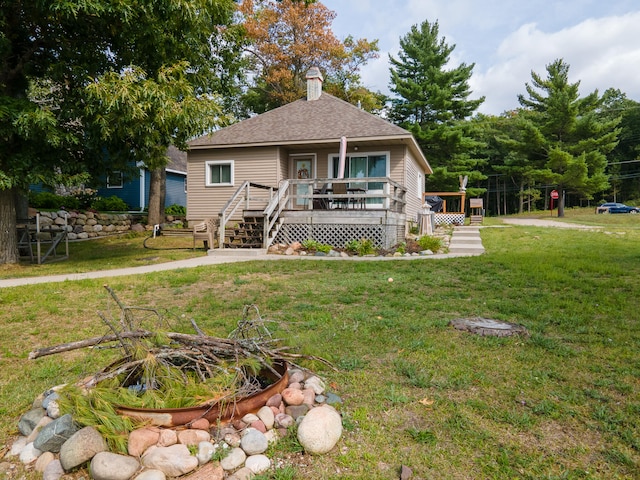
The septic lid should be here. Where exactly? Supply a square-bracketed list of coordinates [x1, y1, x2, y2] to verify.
[450, 317, 529, 337]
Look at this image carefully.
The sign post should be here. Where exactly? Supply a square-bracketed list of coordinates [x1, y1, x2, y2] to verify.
[550, 190, 559, 215]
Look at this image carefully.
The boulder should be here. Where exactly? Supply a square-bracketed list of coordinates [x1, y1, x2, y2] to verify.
[34, 414, 78, 453]
[141, 444, 198, 477]
[59, 426, 108, 471]
[297, 405, 342, 454]
[90, 451, 140, 480]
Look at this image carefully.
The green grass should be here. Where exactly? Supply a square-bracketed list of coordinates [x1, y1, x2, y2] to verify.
[0, 232, 205, 279]
[1, 210, 639, 478]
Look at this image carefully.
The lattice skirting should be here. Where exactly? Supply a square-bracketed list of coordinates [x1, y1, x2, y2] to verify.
[274, 223, 400, 249]
[434, 213, 465, 225]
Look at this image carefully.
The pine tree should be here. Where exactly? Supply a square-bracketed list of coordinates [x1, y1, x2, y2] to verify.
[517, 59, 620, 216]
[388, 20, 485, 193]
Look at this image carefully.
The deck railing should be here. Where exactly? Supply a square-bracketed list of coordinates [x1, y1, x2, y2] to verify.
[287, 177, 406, 213]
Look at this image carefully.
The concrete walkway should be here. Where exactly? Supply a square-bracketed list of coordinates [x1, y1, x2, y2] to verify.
[0, 226, 484, 288]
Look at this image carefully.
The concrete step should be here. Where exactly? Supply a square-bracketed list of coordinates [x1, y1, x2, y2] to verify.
[448, 227, 484, 255]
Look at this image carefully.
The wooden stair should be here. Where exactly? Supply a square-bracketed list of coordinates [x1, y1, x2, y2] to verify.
[224, 214, 264, 248]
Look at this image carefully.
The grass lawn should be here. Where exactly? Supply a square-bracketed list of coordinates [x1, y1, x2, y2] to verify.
[1, 210, 639, 479]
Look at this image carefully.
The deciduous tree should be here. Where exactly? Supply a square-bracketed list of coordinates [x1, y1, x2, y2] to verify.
[238, 0, 379, 113]
[0, 0, 236, 264]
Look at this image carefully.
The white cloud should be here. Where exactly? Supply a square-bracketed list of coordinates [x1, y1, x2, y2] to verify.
[473, 12, 640, 114]
[322, 1, 640, 115]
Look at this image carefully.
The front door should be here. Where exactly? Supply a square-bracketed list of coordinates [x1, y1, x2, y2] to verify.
[292, 156, 314, 207]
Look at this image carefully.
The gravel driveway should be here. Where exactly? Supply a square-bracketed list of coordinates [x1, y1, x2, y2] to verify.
[501, 218, 602, 229]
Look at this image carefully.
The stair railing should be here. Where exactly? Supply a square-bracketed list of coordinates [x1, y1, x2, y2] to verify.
[218, 181, 279, 249]
[261, 179, 290, 248]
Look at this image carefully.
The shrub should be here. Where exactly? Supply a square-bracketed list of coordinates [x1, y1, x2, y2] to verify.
[91, 196, 129, 212]
[345, 238, 375, 256]
[417, 235, 442, 252]
[165, 204, 186, 216]
[29, 191, 80, 210]
[301, 239, 331, 253]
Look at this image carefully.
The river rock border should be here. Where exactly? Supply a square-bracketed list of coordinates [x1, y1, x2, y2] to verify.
[5, 368, 343, 480]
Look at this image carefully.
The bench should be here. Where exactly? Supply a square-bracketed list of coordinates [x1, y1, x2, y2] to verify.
[160, 218, 218, 249]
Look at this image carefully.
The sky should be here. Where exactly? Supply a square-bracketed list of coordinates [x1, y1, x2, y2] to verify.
[320, 0, 640, 115]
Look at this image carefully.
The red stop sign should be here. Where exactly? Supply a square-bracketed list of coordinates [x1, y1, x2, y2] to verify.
[550, 190, 559, 199]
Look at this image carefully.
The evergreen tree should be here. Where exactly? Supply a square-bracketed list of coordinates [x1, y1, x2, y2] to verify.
[517, 59, 620, 216]
[388, 20, 485, 194]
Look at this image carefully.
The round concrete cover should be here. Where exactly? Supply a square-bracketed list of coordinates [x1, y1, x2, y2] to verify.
[450, 317, 528, 337]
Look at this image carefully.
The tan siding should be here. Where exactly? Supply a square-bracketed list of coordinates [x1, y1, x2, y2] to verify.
[405, 153, 423, 222]
[187, 147, 280, 222]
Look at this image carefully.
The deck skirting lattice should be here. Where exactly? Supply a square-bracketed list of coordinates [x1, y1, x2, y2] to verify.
[434, 213, 465, 225]
[274, 223, 396, 248]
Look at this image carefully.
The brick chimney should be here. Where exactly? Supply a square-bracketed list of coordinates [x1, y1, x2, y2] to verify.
[306, 67, 323, 101]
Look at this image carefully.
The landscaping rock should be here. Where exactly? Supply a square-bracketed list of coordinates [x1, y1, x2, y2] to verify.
[90, 451, 140, 480]
[142, 444, 198, 477]
[157, 428, 178, 447]
[134, 469, 166, 480]
[265, 393, 282, 407]
[257, 405, 275, 430]
[19, 442, 42, 464]
[18, 408, 46, 436]
[220, 447, 246, 471]
[59, 426, 108, 471]
[129, 427, 161, 457]
[281, 387, 304, 406]
[196, 441, 216, 465]
[227, 466, 254, 480]
[43, 459, 65, 480]
[304, 376, 326, 395]
[285, 404, 309, 420]
[297, 405, 342, 454]
[34, 414, 78, 453]
[9, 436, 27, 456]
[26, 416, 53, 443]
[240, 428, 268, 455]
[275, 413, 294, 429]
[190, 418, 210, 431]
[177, 428, 210, 446]
[245, 454, 271, 474]
[182, 461, 224, 480]
[34, 451, 55, 472]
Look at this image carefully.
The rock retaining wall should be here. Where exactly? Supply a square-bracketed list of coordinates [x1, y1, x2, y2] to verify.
[36, 211, 147, 240]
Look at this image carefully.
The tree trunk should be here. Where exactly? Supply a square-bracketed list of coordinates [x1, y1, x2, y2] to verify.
[147, 168, 166, 226]
[518, 179, 524, 214]
[0, 188, 19, 264]
[558, 189, 565, 217]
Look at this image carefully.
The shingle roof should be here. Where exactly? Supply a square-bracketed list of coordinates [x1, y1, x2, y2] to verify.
[166, 145, 187, 173]
[189, 93, 412, 147]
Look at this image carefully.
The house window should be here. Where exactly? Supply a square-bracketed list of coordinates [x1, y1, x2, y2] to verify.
[206, 160, 233, 186]
[106, 171, 123, 189]
[330, 152, 388, 189]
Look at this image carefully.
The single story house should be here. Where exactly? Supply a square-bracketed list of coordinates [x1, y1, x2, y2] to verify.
[187, 68, 432, 249]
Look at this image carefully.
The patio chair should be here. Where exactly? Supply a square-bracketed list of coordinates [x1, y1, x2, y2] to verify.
[331, 182, 350, 209]
[313, 183, 330, 210]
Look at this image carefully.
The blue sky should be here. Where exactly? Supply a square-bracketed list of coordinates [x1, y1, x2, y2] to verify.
[320, 0, 640, 114]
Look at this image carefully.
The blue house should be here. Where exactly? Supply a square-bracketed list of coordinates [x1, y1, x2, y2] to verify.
[96, 146, 187, 211]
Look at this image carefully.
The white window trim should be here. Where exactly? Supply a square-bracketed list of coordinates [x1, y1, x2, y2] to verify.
[205, 160, 234, 186]
[106, 171, 123, 189]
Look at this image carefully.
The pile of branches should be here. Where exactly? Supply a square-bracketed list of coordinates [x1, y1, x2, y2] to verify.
[29, 286, 332, 409]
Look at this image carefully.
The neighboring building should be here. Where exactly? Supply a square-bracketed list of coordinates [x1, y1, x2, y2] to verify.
[96, 146, 187, 211]
[187, 68, 432, 249]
